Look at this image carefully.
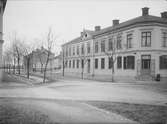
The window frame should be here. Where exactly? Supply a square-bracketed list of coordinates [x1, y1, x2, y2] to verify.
[141, 31, 151, 47]
[101, 40, 105, 52]
[95, 58, 98, 69]
[127, 34, 133, 49]
[117, 56, 122, 69]
[101, 58, 105, 69]
[160, 55, 167, 69]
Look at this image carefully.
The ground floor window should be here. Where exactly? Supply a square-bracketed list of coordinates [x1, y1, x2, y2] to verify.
[73, 60, 75, 68]
[101, 58, 105, 69]
[117, 56, 122, 69]
[160, 55, 167, 69]
[77, 60, 79, 68]
[65, 60, 68, 68]
[69, 60, 71, 68]
[95, 58, 98, 69]
[124, 56, 135, 69]
[81, 59, 84, 68]
[108, 57, 113, 69]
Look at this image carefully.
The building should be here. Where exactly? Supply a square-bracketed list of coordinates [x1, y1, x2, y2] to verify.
[23, 47, 55, 73]
[62, 7, 167, 81]
[0, 0, 7, 81]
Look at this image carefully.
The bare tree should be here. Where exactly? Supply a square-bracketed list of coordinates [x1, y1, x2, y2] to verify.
[105, 39, 117, 82]
[3, 48, 13, 73]
[42, 28, 56, 83]
[22, 43, 35, 79]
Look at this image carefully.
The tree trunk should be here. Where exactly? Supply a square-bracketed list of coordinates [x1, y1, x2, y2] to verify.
[17, 57, 20, 75]
[27, 57, 30, 79]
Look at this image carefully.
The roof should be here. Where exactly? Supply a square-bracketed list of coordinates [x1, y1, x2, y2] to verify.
[63, 14, 167, 46]
[94, 15, 167, 36]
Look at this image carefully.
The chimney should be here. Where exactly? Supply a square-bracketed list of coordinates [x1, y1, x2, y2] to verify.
[113, 19, 119, 26]
[161, 11, 167, 19]
[142, 7, 149, 16]
[95, 26, 101, 31]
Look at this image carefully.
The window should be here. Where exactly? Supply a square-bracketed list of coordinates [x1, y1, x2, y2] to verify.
[81, 59, 84, 68]
[101, 58, 105, 69]
[117, 56, 122, 69]
[160, 55, 167, 69]
[124, 56, 135, 69]
[117, 35, 122, 49]
[95, 42, 98, 53]
[108, 57, 113, 69]
[69, 47, 71, 56]
[81, 44, 84, 55]
[101, 40, 105, 52]
[66, 47, 68, 57]
[95, 58, 98, 69]
[77, 60, 79, 68]
[87, 42, 91, 54]
[73, 46, 75, 56]
[141, 32, 151, 47]
[69, 60, 71, 68]
[77, 45, 79, 55]
[73, 60, 75, 68]
[65, 60, 68, 68]
[108, 38, 113, 51]
[127, 34, 133, 48]
[162, 32, 167, 47]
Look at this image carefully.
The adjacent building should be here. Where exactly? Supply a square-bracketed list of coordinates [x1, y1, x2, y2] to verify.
[23, 47, 55, 73]
[62, 7, 167, 81]
[0, 0, 7, 81]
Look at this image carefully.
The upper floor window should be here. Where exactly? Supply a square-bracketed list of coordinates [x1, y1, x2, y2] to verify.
[162, 32, 167, 47]
[73, 46, 75, 56]
[87, 42, 91, 54]
[66, 47, 68, 57]
[95, 58, 98, 69]
[101, 40, 105, 52]
[77, 45, 79, 55]
[69, 47, 71, 56]
[81, 44, 84, 55]
[160, 55, 167, 69]
[117, 35, 122, 49]
[141, 32, 151, 47]
[127, 34, 133, 49]
[95, 42, 98, 53]
[117, 56, 122, 69]
[101, 58, 105, 69]
[108, 38, 113, 51]
[124, 56, 135, 69]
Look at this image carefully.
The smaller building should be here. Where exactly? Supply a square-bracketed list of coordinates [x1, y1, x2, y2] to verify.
[23, 47, 55, 73]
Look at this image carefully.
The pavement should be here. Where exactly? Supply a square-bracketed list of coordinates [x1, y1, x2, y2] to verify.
[1, 73, 167, 123]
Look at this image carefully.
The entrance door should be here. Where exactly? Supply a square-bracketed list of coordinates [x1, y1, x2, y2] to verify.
[87, 59, 90, 73]
[141, 55, 151, 74]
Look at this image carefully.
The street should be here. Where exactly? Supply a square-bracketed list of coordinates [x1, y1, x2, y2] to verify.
[0, 73, 167, 123]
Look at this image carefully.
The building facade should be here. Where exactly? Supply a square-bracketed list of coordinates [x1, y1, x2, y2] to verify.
[0, 0, 7, 81]
[62, 7, 167, 81]
[23, 47, 55, 73]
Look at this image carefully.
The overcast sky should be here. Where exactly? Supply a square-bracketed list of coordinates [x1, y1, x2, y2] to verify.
[3, 0, 167, 54]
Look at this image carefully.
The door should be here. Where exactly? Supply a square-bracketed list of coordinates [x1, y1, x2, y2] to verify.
[141, 55, 151, 74]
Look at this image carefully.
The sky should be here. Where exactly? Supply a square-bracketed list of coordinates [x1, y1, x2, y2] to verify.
[3, 0, 167, 55]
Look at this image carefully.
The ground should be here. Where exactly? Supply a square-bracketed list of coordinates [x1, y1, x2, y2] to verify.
[0, 72, 167, 124]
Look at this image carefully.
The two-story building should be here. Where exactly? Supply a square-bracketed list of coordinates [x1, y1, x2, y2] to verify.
[0, 0, 7, 81]
[62, 7, 167, 81]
